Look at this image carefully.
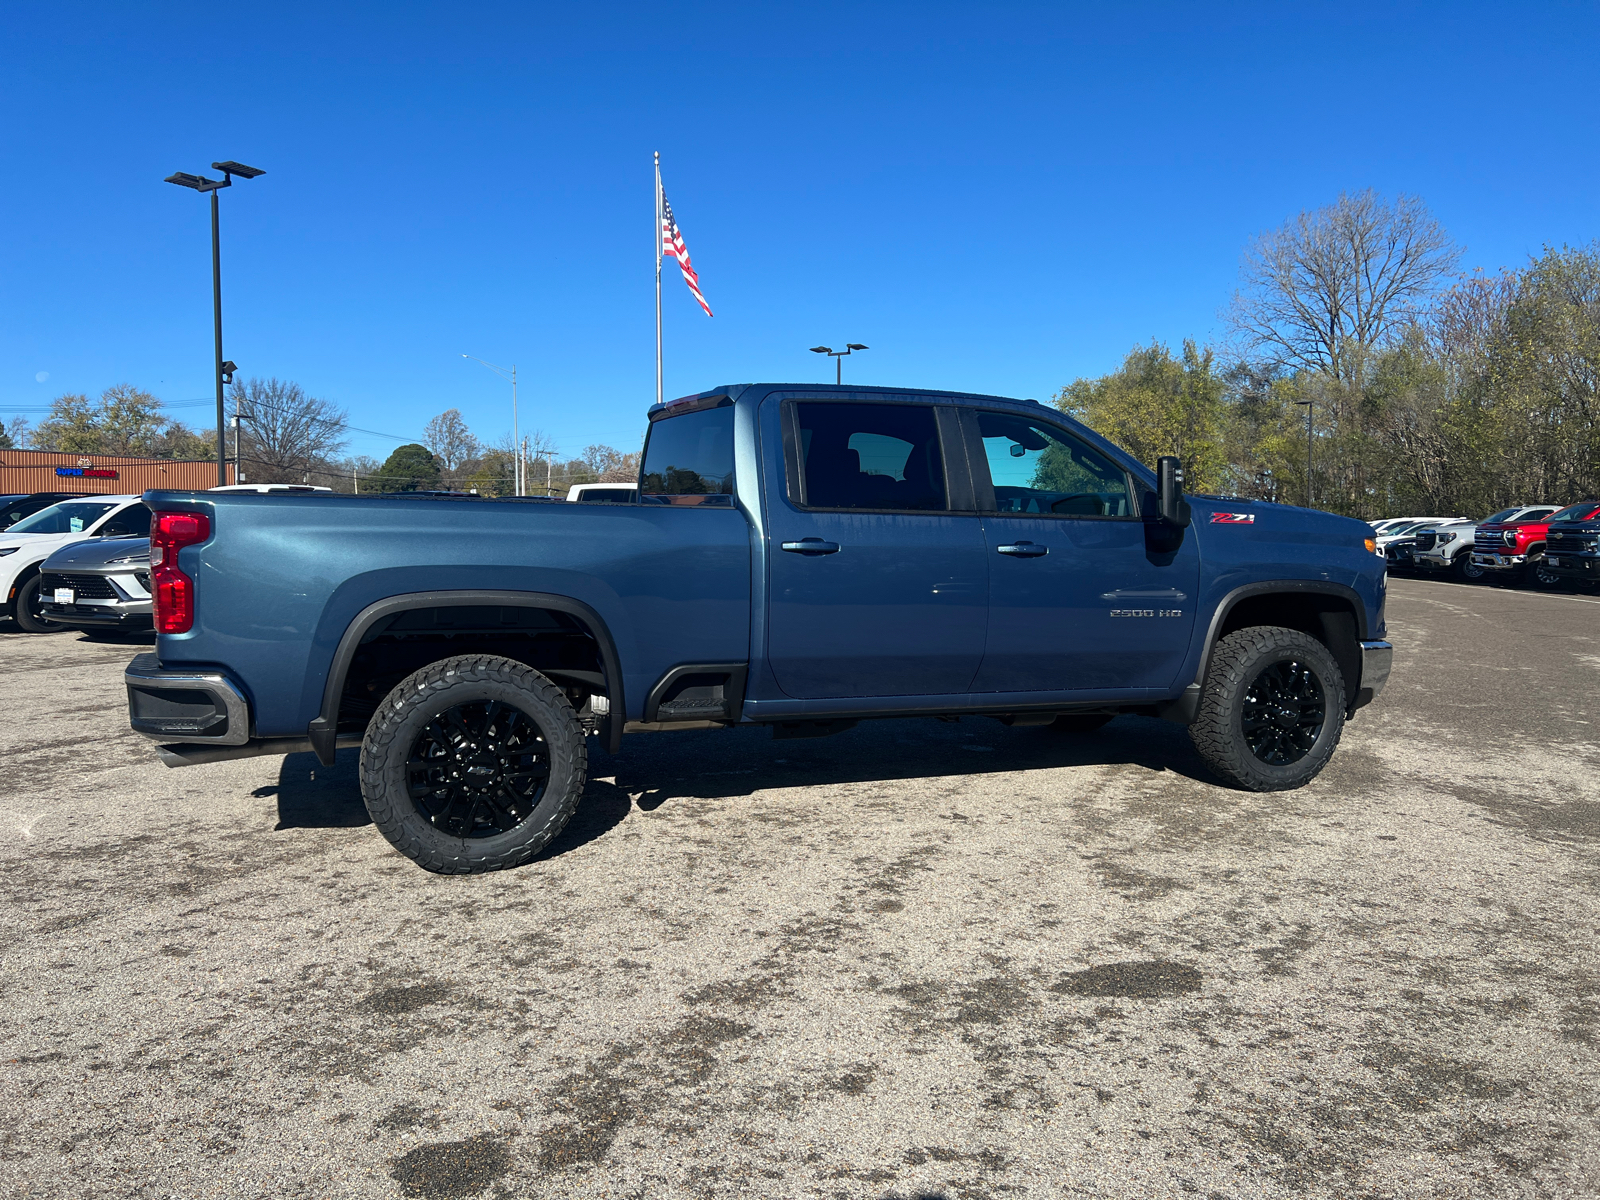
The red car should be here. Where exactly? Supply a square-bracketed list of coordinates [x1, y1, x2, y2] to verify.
[1471, 502, 1600, 586]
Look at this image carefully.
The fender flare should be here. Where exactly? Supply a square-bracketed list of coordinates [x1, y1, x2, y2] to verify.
[1159, 579, 1369, 724]
[307, 589, 626, 764]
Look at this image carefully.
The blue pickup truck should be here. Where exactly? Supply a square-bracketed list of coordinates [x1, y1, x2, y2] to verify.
[125, 384, 1392, 873]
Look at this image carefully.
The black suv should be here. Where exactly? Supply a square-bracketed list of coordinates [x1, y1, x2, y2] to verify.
[0, 492, 86, 531]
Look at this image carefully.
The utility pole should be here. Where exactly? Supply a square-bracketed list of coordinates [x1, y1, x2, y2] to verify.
[1295, 399, 1315, 506]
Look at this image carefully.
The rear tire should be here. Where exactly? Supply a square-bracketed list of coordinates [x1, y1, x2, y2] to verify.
[359, 654, 587, 874]
[1190, 626, 1346, 792]
[13, 575, 68, 634]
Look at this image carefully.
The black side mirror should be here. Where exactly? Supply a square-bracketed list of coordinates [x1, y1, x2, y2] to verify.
[1155, 456, 1192, 528]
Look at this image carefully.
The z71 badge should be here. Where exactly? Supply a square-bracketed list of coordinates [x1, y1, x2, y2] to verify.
[1210, 512, 1256, 524]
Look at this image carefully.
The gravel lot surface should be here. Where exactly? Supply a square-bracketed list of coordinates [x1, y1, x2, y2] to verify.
[2, 576, 1598, 1199]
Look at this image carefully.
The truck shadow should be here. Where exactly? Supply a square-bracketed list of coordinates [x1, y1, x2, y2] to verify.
[263, 715, 1219, 860]
[606, 713, 1222, 812]
[266, 750, 635, 861]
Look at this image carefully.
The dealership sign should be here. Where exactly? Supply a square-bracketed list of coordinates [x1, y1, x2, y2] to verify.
[56, 467, 119, 478]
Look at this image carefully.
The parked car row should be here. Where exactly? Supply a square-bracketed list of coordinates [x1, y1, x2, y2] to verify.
[1380, 501, 1600, 588]
[1, 485, 334, 635]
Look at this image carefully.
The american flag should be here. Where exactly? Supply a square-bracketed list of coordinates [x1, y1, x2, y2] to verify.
[660, 189, 712, 317]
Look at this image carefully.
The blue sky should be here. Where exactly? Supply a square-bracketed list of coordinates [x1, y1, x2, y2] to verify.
[3, 2, 1597, 464]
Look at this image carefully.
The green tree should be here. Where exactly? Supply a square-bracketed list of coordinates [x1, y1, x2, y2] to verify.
[1056, 340, 1227, 491]
[376, 444, 442, 491]
[0, 418, 12, 450]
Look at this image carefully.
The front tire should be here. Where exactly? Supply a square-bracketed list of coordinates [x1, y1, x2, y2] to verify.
[359, 654, 588, 874]
[13, 575, 68, 634]
[1190, 627, 1346, 792]
[1453, 553, 1485, 582]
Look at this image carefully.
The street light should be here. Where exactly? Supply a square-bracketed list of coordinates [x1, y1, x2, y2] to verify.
[810, 343, 869, 385]
[462, 356, 521, 496]
[165, 160, 265, 486]
[1295, 398, 1315, 506]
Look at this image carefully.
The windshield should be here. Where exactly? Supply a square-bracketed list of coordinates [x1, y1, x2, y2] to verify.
[7, 500, 121, 535]
[1482, 508, 1520, 524]
[1548, 501, 1600, 524]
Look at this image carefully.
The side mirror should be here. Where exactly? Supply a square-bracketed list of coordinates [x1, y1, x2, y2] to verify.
[1155, 456, 1192, 528]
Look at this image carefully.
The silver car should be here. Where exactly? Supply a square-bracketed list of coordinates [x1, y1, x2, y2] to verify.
[38, 536, 152, 636]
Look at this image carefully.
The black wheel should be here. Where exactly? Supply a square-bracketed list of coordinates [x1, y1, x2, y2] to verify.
[359, 654, 587, 874]
[1051, 713, 1113, 733]
[1453, 553, 1485, 582]
[1527, 560, 1562, 589]
[13, 574, 68, 634]
[1189, 626, 1346, 792]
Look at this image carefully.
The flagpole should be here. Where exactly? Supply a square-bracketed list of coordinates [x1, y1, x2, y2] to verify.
[654, 151, 663, 408]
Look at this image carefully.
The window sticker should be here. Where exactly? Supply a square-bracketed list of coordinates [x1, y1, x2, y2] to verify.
[69, 517, 84, 532]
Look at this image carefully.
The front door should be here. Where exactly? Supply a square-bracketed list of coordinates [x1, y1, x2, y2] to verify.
[765, 399, 988, 699]
[964, 409, 1200, 694]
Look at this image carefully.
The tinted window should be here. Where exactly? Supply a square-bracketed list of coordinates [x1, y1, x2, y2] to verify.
[794, 403, 946, 511]
[976, 412, 1133, 517]
[1548, 502, 1600, 524]
[98, 504, 152, 537]
[575, 488, 636, 503]
[7, 500, 120, 535]
[640, 406, 734, 505]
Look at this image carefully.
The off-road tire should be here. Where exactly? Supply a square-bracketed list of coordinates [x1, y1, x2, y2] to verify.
[1453, 553, 1485, 582]
[1189, 626, 1346, 792]
[1051, 713, 1113, 734]
[13, 574, 67, 634]
[359, 654, 587, 874]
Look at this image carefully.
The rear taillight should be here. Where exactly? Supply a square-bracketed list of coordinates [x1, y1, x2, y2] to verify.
[151, 510, 210, 634]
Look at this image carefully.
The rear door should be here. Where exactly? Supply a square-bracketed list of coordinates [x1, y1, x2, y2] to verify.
[963, 408, 1200, 693]
[763, 398, 988, 698]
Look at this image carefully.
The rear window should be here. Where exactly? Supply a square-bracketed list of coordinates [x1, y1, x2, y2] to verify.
[792, 402, 947, 511]
[640, 406, 734, 505]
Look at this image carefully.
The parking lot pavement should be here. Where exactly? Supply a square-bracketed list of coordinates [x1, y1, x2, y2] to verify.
[1, 576, 1598, 1200]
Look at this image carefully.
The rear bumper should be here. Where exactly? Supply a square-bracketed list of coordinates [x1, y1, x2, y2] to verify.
[125, 653, 252, 745]
[1353, 639, 1394, 711]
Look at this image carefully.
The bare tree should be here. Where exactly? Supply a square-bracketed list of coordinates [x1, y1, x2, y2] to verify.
[422, 408, 481, 480]
[579, 444, 640, 482]
[1229, 190, 1461, 385]
[231, 377, 349, 483]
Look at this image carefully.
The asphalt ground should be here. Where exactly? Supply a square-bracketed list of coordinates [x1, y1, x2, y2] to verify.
[2, 574, 1598, 1200]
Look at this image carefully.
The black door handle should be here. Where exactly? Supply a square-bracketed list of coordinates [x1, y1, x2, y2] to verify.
[781, 538, 841, 555]
[996, 541, 1048, 558]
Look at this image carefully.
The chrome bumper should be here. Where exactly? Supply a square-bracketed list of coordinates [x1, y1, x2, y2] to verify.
[1355, 639, 1393, 710]
[125, 653, 252, 745]
[1471, 552, 1524, 569]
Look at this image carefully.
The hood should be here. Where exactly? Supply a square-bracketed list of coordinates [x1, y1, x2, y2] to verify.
[41, 537, 150, 570]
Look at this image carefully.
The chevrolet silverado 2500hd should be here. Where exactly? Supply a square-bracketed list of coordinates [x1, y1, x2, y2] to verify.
[123, 384, 1393, 873]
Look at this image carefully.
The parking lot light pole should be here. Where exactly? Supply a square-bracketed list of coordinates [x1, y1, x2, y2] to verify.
[809, 343, 869, 385]
[165, 161, 265, 486]
[462, 356, 520, 496]
[1295, 398, 1315, 505]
